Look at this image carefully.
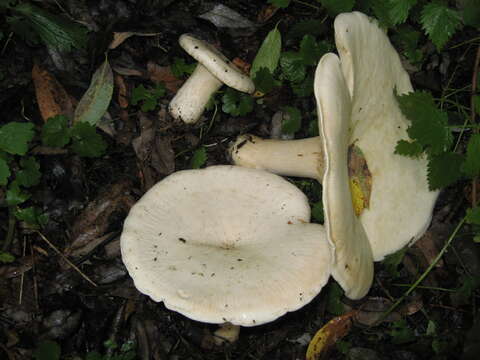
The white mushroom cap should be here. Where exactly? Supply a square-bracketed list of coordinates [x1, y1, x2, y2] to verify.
[121, 165, 331, 326]
[169, 34, 254, 124]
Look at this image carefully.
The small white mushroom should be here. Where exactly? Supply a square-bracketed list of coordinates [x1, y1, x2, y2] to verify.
[169, 34, 255, 124]
[120, 165, 332, 326]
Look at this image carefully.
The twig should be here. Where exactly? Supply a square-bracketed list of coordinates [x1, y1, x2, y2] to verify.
[36, 231, 97, 287]
[18, 237, 26, 305]
[30, 239, 39, 310]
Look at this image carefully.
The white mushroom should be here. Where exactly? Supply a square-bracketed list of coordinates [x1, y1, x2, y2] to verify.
[120, 165, 332, 326]
[229, 12, 439, 263]
[169, 34, 255, 124]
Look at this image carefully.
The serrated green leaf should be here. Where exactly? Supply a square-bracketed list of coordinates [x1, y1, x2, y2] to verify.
[286, 19, 326, 43]
[392, 26, 423, 63]
[396, 91, 437, 120]
[221, 88, 254, 116]
[280, 51, 306, 83]
[427, 152, 463, 190]
[299, 35, 324, 66]
[0, 122, 35, 155]
[291, 73, 314, 97]
[466, 206, 480, 225]
[268, 0, 291, 8]
[251, 27, 281, 78]
[15, 206, 48, 228]
[16, 157, 41, 188]
[281, 106, 302, 134]
[0, 251, 15, 263]
[388, 0, 417, 25]
[395, 140, 424, 157]
[13, 3, 87, 52]
[462, 133, 480, 177]
[70, 122, 107, 158]
[0, 158, 10, 185]
[420, 1, 462, 50]
[74, 59, 113, 126]
[33, 340, 61, 360]
[370, 0, 395, 27]
[41, 115, 71, 147]
[317, 0, 355, 16]
[190, 147, 207, 169]
[6, 180, 30, 206]
[131, 83, 165, 112]
[253, 67, 281, 94]
[171, 57, 196, 78]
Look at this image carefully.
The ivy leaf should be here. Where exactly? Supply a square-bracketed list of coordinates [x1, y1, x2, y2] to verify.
[41, 115, 71, 147]
[466, 206, 480, 225]
[251, 26, 281, 78]
[420, 1, 462, 50]
[394, 140, 423, 157]
[15, 206, 48, 228]
[171, 57, 196, 78]
[280, 51, 306, 83]
[221, 88, 254, 116]
[317, 0, 354, 16]
[281, 106, 302, 134]
[462, 133, 480, 178]
[70, 122, 107, 158]
[427, 152, 463, 190]
[267, 0, 291, 8]
[253, 67, 281, 94]
[388, 0, 417, 25]
[0, 157, 10, 186]
[0, 122, 35, 155]
[16, 157, 41, 187]
[190, 147, 207, 169]
[6, 180, 31, 206]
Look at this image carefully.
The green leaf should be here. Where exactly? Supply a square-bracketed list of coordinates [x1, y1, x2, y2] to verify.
[286, 19, 326, 43]
[6, 180, 30, 206]
[251, 26, 282, 78]
[41, 115, 71, 147]
[382, 246, 408, 277]
[190, 147, 207, 169]
[268, 0, 291, 8]
[466, 206, 480, 225]
[171, 57, 196, 78]
[70, 122, 107, 158]
[427, 152, 463, 190]
[0, 157, 10, 185]
[392, 26, 423, 63]
[13, 3, 87, 51]
[0, 251, 15, 263]
[460, 0, 480, 28]
[299, 35, 324, 66]
[16, 157, 41, 187]
[311, 201, 324, 223]
[317, 0, 355, 16]
[394, 140, 424, 157]
[0, 122, 35, 155]
[131, 83, 166, 112]
[370, 0, 395, 27]
[462, 133, 480, 177]
[291, 73, 314, 97]
[388, 0, 417, 25]
[33, 340, 61, 360]
[221, 88, 254, 116]
[15, 206, 48, 228]
[389, 320, 415, 344]
[326, 282, 345, 315]
[420, 1, 462, 50]
[253, 67, 280, 94]
[281, 106, 302, 134]
[74, 59, 114, 126]
[280, 51, 306, 83]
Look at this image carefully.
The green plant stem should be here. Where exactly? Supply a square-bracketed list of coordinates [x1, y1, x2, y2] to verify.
[449, 36, 480, 50]
[392, 284, 457, 292]
[292, 0, 320, 10]
[2, 207, 16, 252]
[378, 217, 466, 324]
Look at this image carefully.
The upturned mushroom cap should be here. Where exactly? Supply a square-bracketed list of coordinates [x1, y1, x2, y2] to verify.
[121, 165, 331, 326]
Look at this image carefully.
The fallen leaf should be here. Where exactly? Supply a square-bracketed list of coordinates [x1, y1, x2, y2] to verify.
[115, 74, 129, 109]
[198, 4, 256, 29]
[109, 31, 160, 50]
[32, 63, 75, 122]
[232, 57, 251, 74]
[147, 61, 183, 93]
[353, 297, 401, 326]
[306, 311, 356, 360]
[74, 59, 114, 126]
[257, 4, 279, 23]
[112, 66, 145, 77]
[151, 135, 175, 175]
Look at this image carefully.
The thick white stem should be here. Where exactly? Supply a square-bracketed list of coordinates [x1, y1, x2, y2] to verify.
[213, 323, 240, 345]
[169, 64, 223, 124]
[229, 135, 324, 180]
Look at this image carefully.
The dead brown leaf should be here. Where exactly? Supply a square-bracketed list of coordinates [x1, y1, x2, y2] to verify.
[147, 61, 183, 93]
[232, 57, 251, 75]
[353, 297, 401, 326]
[115, 74, 129, 109]
[32, 63, 75, 122]
[257, 4, 279, 23]
[109, 32, 160, 50]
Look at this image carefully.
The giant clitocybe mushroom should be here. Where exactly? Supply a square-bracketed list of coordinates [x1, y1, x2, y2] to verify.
[169, 34, 255, 124]
[230, 12, 439, 267]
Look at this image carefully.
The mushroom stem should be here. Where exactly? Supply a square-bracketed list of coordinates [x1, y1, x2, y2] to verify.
[229, 134, 324, 180]
[213, 323, 241, 345]
[169, 64, 223, 124]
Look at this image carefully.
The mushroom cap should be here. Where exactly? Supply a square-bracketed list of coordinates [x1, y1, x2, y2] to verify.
[334, 12, 439, 260]
[121, 165, 331, 326]
[316, 53, 374, 299]
[179, 34, 255, 94]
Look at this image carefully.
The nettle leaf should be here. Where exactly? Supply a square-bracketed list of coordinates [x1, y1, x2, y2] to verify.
[420, 1, 462, 50]
[371, 0, 395, 27]
[41, 115, 71, 147]
[131, 83, 166, 112]
[268, 0, 291, 8]
[6, 180, 30, 206]
[70, 122, 107, 158]
[462, 133, 480, 178]
[190, 147, 207, 169]
[0, 158, 10, 186]
[388, 0, 417, 25]
[15, 206, 48, 228]
[299, 35, 324, 66]
[466, 206, 480, 225]
[317, 0, 354, 16]
[280, 51, 306, 83]
[171, 57, 196, 78]
[281, 106, 302, 134]
[74, 59, 114, 125]
[251, 26, 281, 78]
[427, 152, 463, 190]
[253, 67, 281, 94]
[16, 157, 41, 187]
[0, 122, 35, 155]
[393, 26, 423, 64]
[221, 88, 254, 116]
[13, 3, 87, 52]
[394, 140, 423, 157]
[291, 73, 314, 97]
